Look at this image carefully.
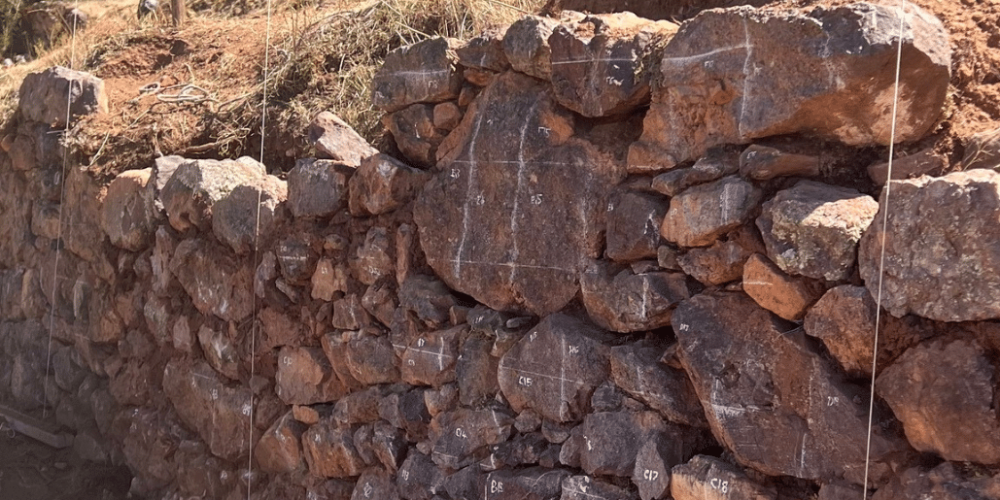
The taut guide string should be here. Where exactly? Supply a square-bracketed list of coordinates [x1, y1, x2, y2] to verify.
[43, 0, 81, 420]
[247, 0, 273, 497]
[862, 1, 907, 498]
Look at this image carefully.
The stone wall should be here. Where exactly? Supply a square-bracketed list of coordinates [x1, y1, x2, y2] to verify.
[1, 2, 999, 500]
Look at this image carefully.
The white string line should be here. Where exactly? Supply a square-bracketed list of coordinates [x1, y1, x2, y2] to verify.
[862, 2, 906, 498]
[246, 0, 272, 497]
[42, 0, 80, 420]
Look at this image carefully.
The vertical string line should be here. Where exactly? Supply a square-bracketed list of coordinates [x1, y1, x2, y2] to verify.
[43, 0, 81, 420]
[247, 0, 272, 497]
[862, 2, 906, 498]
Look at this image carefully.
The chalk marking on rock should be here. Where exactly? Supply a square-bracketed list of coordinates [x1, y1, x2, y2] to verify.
[660, 44, 749, 66]
[559, 334, 568, 420]
[743, 280, 772, 286]
[453, 110, 487, 278]
[550, 57, 635, 66]
[430, 257, 575, 273]
[392, 344, 455, 362]
[738, 16, 755, 138]
[498, 365, 583, 386]
[799, 432, 808, 476]
[386, 69, 452, 77]
[508, 99, 541, 285]
[640, 275, 650, 320]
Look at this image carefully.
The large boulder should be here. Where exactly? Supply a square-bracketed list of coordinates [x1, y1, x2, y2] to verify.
[414, 72, 624, 316]
[159, 157, 266, 233]
[672, 293, 908, 485]
[19, 66, 108, 127]
[212, 174, 287, 255]
[286, 158, 353, 219]
[876, 339, 1000, 464]
[628, 2, 951, 170]
[671, 455, 777, 500]
[859, 170, 1000, 321]
[757, 181, 878, 281]
[372, 37, 464, 112]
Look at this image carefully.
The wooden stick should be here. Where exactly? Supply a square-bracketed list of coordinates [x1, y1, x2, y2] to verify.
[172, 0, 186, 26]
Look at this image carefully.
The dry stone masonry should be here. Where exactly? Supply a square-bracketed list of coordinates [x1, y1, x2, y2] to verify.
[3, 1, 1000, 500]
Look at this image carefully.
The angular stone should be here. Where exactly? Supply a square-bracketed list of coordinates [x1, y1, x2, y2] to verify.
[661, 176, 762, 248]
[287, 158, 353, 219]
[169, 239, 253, 322]
[858, 170, 1000, 322]
[671, 455, 777, 500]
[398, 274, 462, 329]
[162, 359, 254, 462]
[352, 469, 400, 500]
[672, 293, 907, 485]
[332, 294, 370, 330]
[739, 145, 820, 181]
[174, 441, 234, 499]
[348, 153, 430, 216]
[868, 147, 944, 185]
[276, 346, 348, 405]
[362, 280, 397, 327]
[628, 2, 951, 170]
[345, 330, 400, 385]
[743, 253, 824, 321]
[9, 121, 63, 171]
[498, 314, 611, 422]
[118, 407, 182, 492]
[429, 407, 514, 470]
[610, 340, 706, 427]
[384, 103, 447, 168]
[502, 15, 562, 80]
[370, 422, 408, 471]
[378, 389, 432, 442]
[255, 411, 307, 473]
[197, 325, 240, 380]
[212, 174, 287, 255]
[488, 432, 555, 469]
[351, 227, 394, 286]
[433, 102, 462, 130]
[425, 384, 460, 418]
[605, 191, 666, 262]
[312, 258, 347, 301]
[757, 180, 877, 281]
[160, 157, 266, 233]
[372, 37, 463, 112]
[457, 31, 510, 73]
[414, 72, 624, 316]
[398, 451, 448, 500]
[309, 111, 378, 166]
[63, 166, 109, 264]
[677, 238, 752, 286]
[457, 332, 500, 406]
[276, 234, 318, 283]
[581, 263, 690, 333]
[651, 148, 740, 196]
[579, 411, 698, 478]
[871, 462, 1000, 500]
[484, 467, 570, 500]
[398, 325, 465, 388]
[877, 339, 1000, 464]
[549, 13, 677, 117]
[632, 439, 673, 500]
[303, 421, 366, 478]
[101, 168, 158, 251]
[562, 475, 637, 500]
[19, 66, 107, 127]
[818, 481, 865, 500]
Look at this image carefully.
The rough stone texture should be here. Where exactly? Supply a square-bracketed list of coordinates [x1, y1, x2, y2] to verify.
[345, 331, 400, 385]
[351, 227, 394, 286]
[484, 467, 569, 500]
[562, 475, 637, 500]
[162, 359, 254, 462]
[502, 15, 563, 81]
[197, 325, 239, 381]
[739, 145, 820, 181]
[859, 170, 1000, 321]
[605, 191, 666, 262]
[871, 462, 1000, 500]
[8, 121, 63, 172]
[384, 103, 448, 168]
[577, 410, 697, 478]
[169, 239, 253, 322]
[456, 31, 510, 73]
[101, 169, 158, 252]
[876, 339, 1000, 464]
[742, 253, 824, 321]
[372, 37, 464, 112]
[757, 180, 877, 281]
[302, 421, 367, 478]
[869, 147, 945, 185]
[256, 411, 307, 473]
[498, 314, 611, 422]
[19, 66, 108, 127]
[651, 148, 739, 196]
[398, 325, 465, 388]
[429, 407, 514, 469]
[160, 157, 267, 233]
[672, 293, 906, 485]
[276, 346, 348, 405]
[212, 174, 287, 255]
[308, 111, 378, 166]
[677, 237, 754, 286]
[580, 263, 690, 333]
[548, 13, 677, 117]
[632, 439, 673, 500]
[610, 340, 706, 427]
[661, 176, 762, 248]
[671, 455, 777, 500]
[287, 158, 354, 219]
[628, 2, 951, 170]
[414, 72, 624, 316]
[348, 153, 430, 216]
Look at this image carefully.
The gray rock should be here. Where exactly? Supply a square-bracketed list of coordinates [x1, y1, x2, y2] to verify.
[286, 158, 353, 219]
[578, 410, 698, 477]
[483, 467, 570, 500]
[373, 37, 464, 113]
[605, 191, 666, 262]
[308, 111, 378, 166]
[610, 340, 706, 427]
[348, 153, 430, 216]
[212, 174, 287, 255]
[101, 169, 158, 251]
[19, 66, 107, 127]
[160, 157, 266, 233]
[429, 407, 514, 469]
[562, 475, 638, 500]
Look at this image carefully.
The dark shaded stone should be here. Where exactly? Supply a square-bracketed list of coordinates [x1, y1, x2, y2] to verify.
[483, 467, 571, 500]
[349, 153, 431, 216]
[429, 407, 514, 470]
[581, 263, 690, 333]
[578, 410, 698, 478]
[605, 191, 666, 262]
[373, 37, 464, 113]
[287, 158, 353, 219]
[398, 325, 465, 388]
[562, 475, 638, 500]
[610, 340, 706, 427]
[739, 144, 820, 181]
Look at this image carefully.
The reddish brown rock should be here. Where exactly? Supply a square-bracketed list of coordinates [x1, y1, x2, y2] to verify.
[398, 325, 465, 388]
[372, 37, 464, 113]
[311, 258, 348, 302]
[650, 148, 740, 195]
[345, 330, 400, 385]
[287, 158, 353, 219]
[276, 346, 348, 405]
[739, 144, 820, 181]
[610, 340, 706, 428]
[429, 407, 514, 469]
[605, 191, 666, 262]
[484, 467, 570, 500]
[859, 170, 1000, 322]
[456, 31, 510, 73]
[868, 147, 945, 185]
[581, 263, 690, 333]
[384, 103, 448, 169]
[397, 451, 448, 500]
[197, 325, 240, 380]
[302, 421, 367, 478]
[562, 475, 637, 500]
[672, 293, 908, 485]
[162, 359, 255, 462]
[169, 239, 253, 322]
[398, 274, 462, 329]
[877, 339, 1000, 464]
[255, 411, 307, 473]
[502, 15, 563, 80]
[548, 13, 677, 117]
[160, 157, 266, 233]
[19, 66, 107, 127]
[308, 111, 378, 166]
[757, 181, 877, 281]
[871, 462, 1000, 500]
[101, 168, 158, 252]
[348, 153, 430, 217]
[661, 176, 762, 248]
[676, 228, 759, 286]
[743, 253, 824, 321]
[578, 410, 698, 478]
[414, 72, 624, 316]
[671, 455, 777, 500]
[433, 102, 462, 130]
[628, 2, 951, 170]
[212, 174, 287, 255]
[352, 468, 400, 500]
[351, 227, 394, 286]
[498, 314, 611, 422]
